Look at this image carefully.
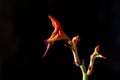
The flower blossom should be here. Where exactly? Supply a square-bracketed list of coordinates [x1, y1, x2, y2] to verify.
[87, 45, 106, 75]
[64, 35, 81, 66]
[43, 15, 71, 58]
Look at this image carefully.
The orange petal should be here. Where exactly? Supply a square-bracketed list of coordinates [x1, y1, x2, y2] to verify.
[48, 15, 61, 32]
[43, 15, 71, 58]
[47, 15, 71, 44]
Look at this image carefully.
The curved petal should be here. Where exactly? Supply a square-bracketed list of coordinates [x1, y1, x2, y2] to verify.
[43, 15, 71, 58]
[48, 15, 61, 39]
[47, 15, 71, 43]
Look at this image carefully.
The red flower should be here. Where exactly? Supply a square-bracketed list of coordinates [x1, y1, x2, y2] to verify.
[43, 15, 71, 58]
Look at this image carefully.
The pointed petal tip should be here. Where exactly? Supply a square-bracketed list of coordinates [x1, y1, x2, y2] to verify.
[42, 55, 45, 58]
[42, 53, 46, 58]
[43, 43, 52, 58]
[96, 54, 107, 59]
[48, 15, 54, 20]
[101, 56, 107, 59]
[95, 45, 100, 52]
[48, 15, 51, 18]
[42, 51, 47, 58]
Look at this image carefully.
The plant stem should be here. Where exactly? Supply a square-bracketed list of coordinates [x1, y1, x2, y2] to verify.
[79, 62, 88, 80]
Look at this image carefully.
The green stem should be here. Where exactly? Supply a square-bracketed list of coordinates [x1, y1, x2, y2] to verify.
[79, 63, 88, 80]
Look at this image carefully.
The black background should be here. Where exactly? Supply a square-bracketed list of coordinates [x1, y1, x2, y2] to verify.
[0, 0, 120, 80]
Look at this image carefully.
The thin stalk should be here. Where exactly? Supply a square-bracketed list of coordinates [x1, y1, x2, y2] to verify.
[79, 61, 88, 80]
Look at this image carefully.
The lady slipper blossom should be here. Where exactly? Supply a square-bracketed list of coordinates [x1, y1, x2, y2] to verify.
[87, 45, 106, 75]
[43, 15, 71, 58]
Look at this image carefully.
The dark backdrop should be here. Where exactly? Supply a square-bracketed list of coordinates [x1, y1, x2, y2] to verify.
[0, 0, 120, 80]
